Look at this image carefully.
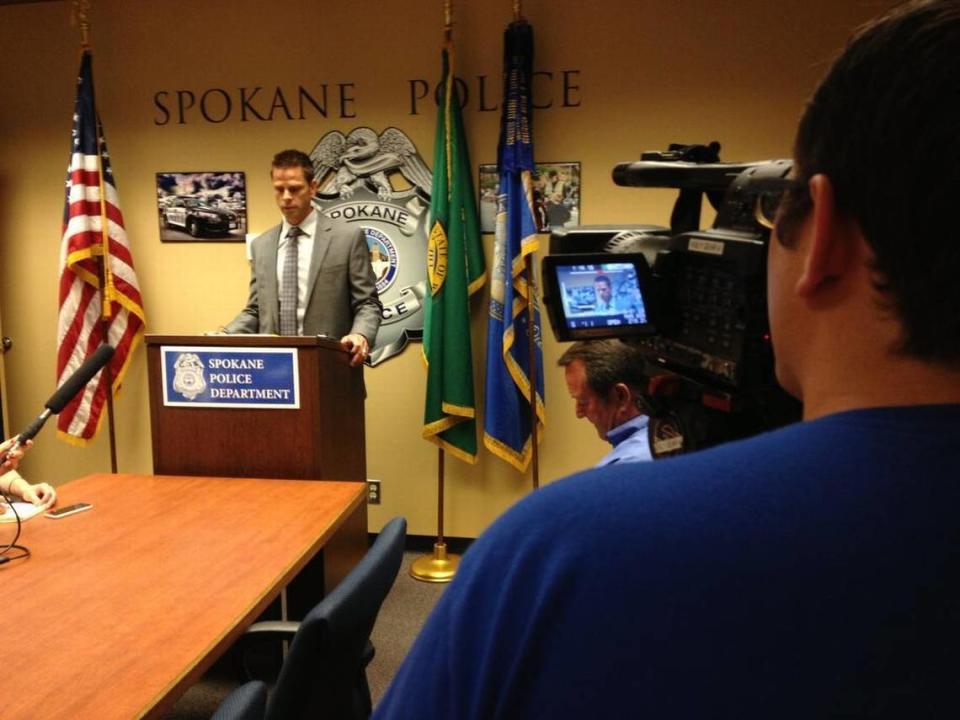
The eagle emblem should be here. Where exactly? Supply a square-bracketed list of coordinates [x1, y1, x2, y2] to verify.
[310, 127, 433, 201]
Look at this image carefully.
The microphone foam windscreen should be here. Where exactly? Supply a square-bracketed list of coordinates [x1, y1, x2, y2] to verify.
[47, 344, 116, 413]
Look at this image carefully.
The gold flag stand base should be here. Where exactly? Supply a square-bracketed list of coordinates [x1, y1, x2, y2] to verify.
[410, 542, 460, 583]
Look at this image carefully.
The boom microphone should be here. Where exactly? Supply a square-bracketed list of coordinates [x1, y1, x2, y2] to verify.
[3, 345, 115, 460]
[47, 345, 116, 415]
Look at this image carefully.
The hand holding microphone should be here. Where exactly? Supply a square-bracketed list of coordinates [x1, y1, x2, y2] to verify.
[0, 437, 31, 474]
[0, 344, 115, 465]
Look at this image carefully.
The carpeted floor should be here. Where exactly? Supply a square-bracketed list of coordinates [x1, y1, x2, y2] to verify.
[366, 551, 448, 704]
[163, 551, 447, 719]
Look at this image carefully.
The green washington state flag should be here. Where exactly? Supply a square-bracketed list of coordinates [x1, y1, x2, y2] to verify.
[422, 42, 486, 463]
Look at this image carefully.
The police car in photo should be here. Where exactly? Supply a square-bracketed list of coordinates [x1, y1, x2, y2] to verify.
[162, 195, 238, 237]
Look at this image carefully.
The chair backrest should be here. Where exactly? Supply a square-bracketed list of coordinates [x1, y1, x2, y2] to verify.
[266, 516, 407, 720]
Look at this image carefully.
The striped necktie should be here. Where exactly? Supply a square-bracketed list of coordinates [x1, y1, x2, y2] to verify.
[279, 226, 302, 335]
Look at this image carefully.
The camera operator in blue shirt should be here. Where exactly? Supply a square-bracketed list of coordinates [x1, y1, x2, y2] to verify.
[374, 2, 960, 717]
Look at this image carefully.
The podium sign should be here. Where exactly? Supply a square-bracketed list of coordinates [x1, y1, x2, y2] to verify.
[161, 346, 300, 409]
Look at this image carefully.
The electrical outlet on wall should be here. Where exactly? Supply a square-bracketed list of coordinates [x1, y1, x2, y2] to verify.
[367, 479, 381, 505]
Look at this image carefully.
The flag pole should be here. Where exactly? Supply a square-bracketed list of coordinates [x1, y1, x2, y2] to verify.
[437, 448, 444, 545]
[94, 182, 119, 474]
[410, 0, 462, 583]
[518, 0, 540, 490]
[74, 0, 118, 473]
[525, 255, 540, 489]
[520, 3, 542, 490]
[73, 0, 91, 49]
[410, 447, 460, 582]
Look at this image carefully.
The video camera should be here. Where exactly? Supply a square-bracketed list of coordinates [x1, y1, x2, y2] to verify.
[542, 142, 801, 457]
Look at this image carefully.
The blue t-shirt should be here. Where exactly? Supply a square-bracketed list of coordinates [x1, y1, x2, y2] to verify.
[374, 405, 960, 719]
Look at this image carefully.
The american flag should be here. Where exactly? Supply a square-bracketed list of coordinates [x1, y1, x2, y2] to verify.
[58, 51, 145, 444]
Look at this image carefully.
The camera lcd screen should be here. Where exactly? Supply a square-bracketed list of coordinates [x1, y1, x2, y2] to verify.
[542, 254, 655, 341]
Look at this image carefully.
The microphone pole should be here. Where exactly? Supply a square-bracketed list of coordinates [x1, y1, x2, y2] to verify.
[101, 335, 118, 474]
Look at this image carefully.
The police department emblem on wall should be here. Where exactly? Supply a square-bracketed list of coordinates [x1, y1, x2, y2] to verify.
[172, 352, 207, 400]
[309, 126, 432, 365]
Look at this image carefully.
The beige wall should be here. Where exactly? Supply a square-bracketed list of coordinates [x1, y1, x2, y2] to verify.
[0, 0, 891, 537]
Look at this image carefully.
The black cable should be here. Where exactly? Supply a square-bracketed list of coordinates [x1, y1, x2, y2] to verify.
[1, 491, 32, 564]
[1, 490, 23, 551]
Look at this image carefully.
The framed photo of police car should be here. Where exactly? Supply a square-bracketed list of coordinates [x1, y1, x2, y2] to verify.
[156, 171, 248, 242]
[478, 161, 581, 234]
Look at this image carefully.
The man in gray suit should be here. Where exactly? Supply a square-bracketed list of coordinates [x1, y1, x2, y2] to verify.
[225, 149, 382, 366]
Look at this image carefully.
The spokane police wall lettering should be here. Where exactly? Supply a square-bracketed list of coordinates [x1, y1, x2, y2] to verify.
[153, 84, 357, 125]
[309, 127, 431, 366]
[151, 69, 580, 125]
[407, 69, 581, 114]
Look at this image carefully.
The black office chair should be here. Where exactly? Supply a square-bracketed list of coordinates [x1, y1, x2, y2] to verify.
[211, 680, 267, 720]
[212, 516, 407, 720]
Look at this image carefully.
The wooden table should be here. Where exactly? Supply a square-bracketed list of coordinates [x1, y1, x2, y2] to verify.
[0, 473, 367, 720]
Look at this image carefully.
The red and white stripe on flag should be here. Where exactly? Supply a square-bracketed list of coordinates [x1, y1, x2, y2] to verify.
[57, 51, 145, 445]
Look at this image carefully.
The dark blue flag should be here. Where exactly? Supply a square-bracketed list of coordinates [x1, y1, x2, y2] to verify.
[483, 21, 545, 471]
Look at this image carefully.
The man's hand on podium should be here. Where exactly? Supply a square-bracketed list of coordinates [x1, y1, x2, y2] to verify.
[340, 333, 370, 367]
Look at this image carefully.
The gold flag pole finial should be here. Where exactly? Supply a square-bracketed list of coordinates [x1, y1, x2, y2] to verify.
[444, 0, 453, 42]
[514, 0, 523, 22]
[72, 0, 92, 50]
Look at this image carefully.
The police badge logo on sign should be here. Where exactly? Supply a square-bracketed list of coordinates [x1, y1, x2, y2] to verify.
[172, 353, 207, 400]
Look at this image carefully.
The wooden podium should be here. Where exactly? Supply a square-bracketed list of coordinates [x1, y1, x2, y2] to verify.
[146, 334, 366, 481]
[145, 334, 368, 612]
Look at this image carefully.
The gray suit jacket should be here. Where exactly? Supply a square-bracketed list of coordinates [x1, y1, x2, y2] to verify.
[225, 216, 382, 344]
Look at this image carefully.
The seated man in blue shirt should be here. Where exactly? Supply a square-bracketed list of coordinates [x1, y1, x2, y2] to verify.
[557, 339, 651, 466]
[374, 2, 960, 718]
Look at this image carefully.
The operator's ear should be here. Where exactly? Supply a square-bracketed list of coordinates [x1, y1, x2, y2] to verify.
[795, 174, 856, 297]
[612, 382, 632, 410]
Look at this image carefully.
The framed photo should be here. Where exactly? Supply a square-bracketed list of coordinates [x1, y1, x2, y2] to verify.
[478, 164, 499, 234]
[536, 161, 580, 231]
[156, 171, 247, 242]
[477, 161, 581, 234]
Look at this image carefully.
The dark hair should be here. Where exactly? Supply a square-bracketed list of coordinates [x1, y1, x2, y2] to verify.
[271, 149, 315, 184]
[594, 275, 612, 288]
[788, 0, 960, 363]
[557, 340, 647, 397]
